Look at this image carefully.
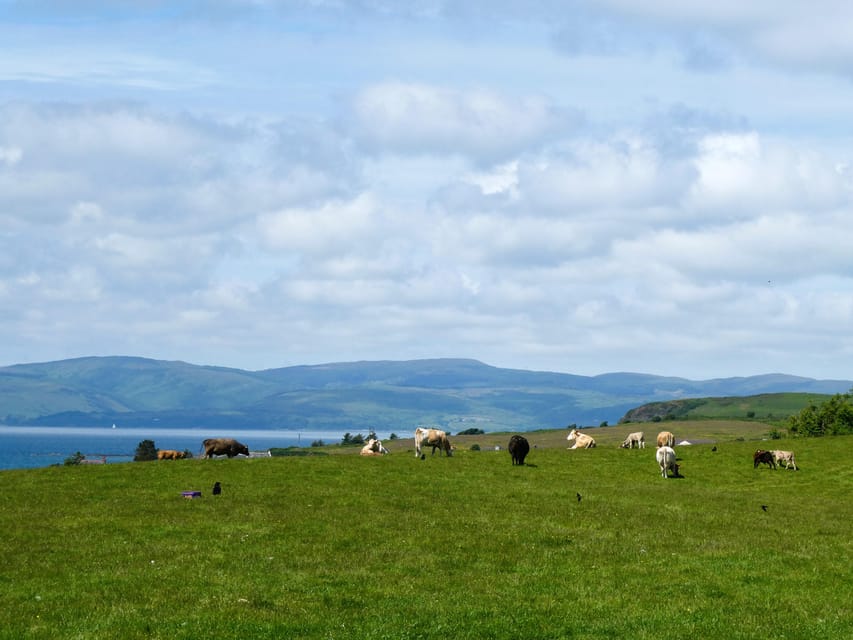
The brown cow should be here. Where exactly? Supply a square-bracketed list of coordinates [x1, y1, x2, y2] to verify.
[157, 449, 186, 460]
[202, 438, 250, 459]
[414, 427, 452, 457]
[656, 431, 675, 448]
[753, 449, 776, 469]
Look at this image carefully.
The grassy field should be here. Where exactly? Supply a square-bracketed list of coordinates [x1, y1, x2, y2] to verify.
[1, 422, 851, 639]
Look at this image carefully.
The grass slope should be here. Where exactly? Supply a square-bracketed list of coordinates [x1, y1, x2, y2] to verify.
[1, 423, 851, 639]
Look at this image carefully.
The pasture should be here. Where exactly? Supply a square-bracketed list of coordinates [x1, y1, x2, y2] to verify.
[0, 423, 851, 639]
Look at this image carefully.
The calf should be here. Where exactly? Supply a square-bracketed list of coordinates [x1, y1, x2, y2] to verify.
[620, 431, 645, 449]
[753, 449, 776, 469]
[508, 435, 530, 466]
[360, 438, 389, 456]
[157, 449, 185, 460]
[656, 446, 680, 478]
[771, 450, 798, 470]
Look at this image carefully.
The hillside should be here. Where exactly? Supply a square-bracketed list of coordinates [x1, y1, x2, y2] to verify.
[1, 356, 850, 432]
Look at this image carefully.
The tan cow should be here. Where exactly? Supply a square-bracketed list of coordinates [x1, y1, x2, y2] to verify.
[414, 427, 452, 457]
[566, 428, 596, 449]
[771, 450, 798, 470]
[360, 438, 389, 456]
[157, 449, 186, 460]
[620, 431, 645, 449]
[656, 431, 675, 448]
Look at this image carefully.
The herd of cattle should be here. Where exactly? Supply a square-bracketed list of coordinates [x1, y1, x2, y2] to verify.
[158, 432, 799, 478]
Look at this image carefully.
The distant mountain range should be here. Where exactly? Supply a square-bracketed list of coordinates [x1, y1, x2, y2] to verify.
[1, 356, 849, 433]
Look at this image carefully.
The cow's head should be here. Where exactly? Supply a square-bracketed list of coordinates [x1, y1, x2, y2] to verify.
[238, 444, 250, 456]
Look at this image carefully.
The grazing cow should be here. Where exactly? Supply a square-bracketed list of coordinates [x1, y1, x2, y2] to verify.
[508, 435, 530, 466]
[566, 428, 596, 449]
[360, 438, 389, 456]
[620, 431, 645, 449]
[656, 446, 680, 478]
[656, 431, 675, 448]
[414, 427, 453, 457]
[771, 450, 798, 470]
[202, 438, 250, 459]
[157, 449, 185, 460]
[753, 449, 777, 469]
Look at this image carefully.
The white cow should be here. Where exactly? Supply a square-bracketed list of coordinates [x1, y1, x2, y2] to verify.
[414, 427, 453, 458]
[620, 431, 645, 449]
[771, 450, 798, 470]
[360, 438, 389, 456]
[656, 446, 680, 478]
[566, 428, 596, 449]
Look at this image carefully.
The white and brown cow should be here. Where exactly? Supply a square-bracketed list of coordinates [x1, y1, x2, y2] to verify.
[771, 450, 798, 470]
[414, 427, 453, 458]
[566, 428, 596, 449]
[656, 445, 680, 478]
[656, 431, 675, 448]
[620, 431, 645, 449]
[360, 438, 389, 457]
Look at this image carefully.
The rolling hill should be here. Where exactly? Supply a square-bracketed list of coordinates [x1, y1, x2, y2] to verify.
[1, 356, 850, 432]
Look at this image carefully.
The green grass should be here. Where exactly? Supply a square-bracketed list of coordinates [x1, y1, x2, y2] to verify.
[1, 425, 851, 639]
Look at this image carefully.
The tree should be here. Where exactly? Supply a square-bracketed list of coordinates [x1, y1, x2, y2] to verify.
[789, 393, 853, 437]
[134, 439, 158, 461]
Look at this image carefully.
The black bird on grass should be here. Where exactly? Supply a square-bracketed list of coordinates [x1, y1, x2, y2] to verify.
[761, 505, 768, 512]
[711, 446, 717, 452]
[576, 492, 582, 503]
[212, 481, 222, 496]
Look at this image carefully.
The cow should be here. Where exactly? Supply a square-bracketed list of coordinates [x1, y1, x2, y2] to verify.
[508, 435, 530, 466]
[360, 438, 389, 456]
[202, 438, 250, 459]
[566, 428, 596, 449]
[753, 449, 776, 469]
[656, 445, 680, 478]
[414, 427, 453, 457]
[656, 431, 675, 448]
[771, 450, 798, 470]
[620, 431, 645, 449]
[157, 449, 185, 460]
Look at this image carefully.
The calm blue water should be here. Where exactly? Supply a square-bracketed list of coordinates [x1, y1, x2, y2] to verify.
[0, 426, 359, 471]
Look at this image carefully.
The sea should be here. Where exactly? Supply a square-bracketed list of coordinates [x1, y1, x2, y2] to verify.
[0, 426, 358, 471]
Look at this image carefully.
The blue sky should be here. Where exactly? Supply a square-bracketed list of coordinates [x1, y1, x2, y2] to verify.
[2, 1, 853, 380]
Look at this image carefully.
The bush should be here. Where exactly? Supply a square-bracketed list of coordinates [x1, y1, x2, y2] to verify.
[311, 439, 325, 447]
[64, 451, 84, 466]
[458, 428, 485, 436]
[470, 444, 481, 451]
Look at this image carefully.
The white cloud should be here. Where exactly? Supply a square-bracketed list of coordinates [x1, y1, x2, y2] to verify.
[350, 82, 573, 161]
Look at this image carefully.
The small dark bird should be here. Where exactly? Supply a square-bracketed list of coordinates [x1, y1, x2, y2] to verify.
[712, 446, 717, 452]
[576, 492, 582, 503]
[761, 505, 768, 512]
[212, 481, 222, 496]
[420, 453, 426, 460]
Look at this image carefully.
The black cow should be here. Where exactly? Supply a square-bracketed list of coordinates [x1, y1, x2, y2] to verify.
[202, 438, 250, 459]
[753, 449, 776, 469]
[508, 435, 530, 466]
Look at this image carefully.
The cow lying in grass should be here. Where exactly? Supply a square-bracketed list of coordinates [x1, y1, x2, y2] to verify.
[753, 449, 776, 469]
[360, 438, 389, 456]
[566, 429, 596, 449]
[771, 450, 798, 470]
[157, 449, 185, 460]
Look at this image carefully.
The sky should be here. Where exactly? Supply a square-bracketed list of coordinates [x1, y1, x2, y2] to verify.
[2, 1, 853, 380]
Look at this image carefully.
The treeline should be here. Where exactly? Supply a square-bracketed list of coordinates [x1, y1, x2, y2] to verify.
[788, 391, 853, 436]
